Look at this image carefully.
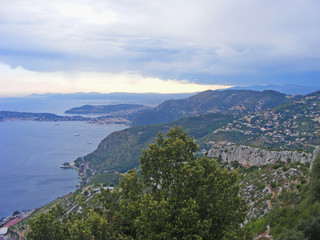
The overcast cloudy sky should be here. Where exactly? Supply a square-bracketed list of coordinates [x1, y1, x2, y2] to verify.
[1, 0, 319, 96]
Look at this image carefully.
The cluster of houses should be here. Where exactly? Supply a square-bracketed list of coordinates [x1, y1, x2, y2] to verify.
[214, 94, 320, 150]
[0, 210, 33, 238]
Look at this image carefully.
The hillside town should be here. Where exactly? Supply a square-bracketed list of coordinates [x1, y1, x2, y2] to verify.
[213, 93, 320, 151]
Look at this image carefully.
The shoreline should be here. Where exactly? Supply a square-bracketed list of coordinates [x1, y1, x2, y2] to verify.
[0, 110, 132, 126]
[0, 120, 127, 221]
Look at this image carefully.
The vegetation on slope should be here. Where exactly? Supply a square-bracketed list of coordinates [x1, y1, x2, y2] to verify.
[27, 127, 252, 240]
[76, 113, 235, 173]
[132, 90, 292, 126]
[76, 90, 320, 176]
[23, 127, 320, 239]
[249, 153, 320, 240]
[207, 90, 320, 151]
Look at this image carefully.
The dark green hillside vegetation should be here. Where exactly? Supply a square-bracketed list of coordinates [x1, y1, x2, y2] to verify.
[79, 124, 169, 172]
[27, 127, 252, 240]
[132, 90, 292, 126]
[76, 113, 235, 173]
[74, 90, 320, 186]
[22, 90, 320, 239]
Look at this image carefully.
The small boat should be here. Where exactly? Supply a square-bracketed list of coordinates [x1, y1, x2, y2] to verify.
[87, 141, 93, 144]
[74, 133, 80, 136]
[60, 162, 71, 168]
[60, 165, 71, 169]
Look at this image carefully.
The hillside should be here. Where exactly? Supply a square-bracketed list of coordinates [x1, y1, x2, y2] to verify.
[76, 113, 235, 173]
[19, 127, 320, 240]
[65, 104, 150, 115]
[75, 90, 319, 179]
[11, 91, 320, 239]
[202, 90, 320, 151]
[131, 89, 294, 126]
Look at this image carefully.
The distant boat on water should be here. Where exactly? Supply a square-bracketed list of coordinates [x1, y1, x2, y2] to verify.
[60, 162, 72, 169]
[74, 133, 80, 136]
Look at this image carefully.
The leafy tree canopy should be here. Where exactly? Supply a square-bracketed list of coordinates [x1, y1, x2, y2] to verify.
[27, 126, 251, 239]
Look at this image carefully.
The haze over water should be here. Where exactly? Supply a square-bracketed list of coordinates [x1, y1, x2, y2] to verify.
[0, 120, 126, 219]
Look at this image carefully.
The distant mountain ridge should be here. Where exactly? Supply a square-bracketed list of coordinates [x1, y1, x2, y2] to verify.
[228, 84, 318, 95]
[26, 92, 196, 105]
[132, 89, 294, 126]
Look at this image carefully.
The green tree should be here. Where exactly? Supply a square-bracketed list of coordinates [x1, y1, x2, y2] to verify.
[135, 126, 251, 239]
[26, 205, 67, 240]
[276, 229, 306, 240]
[298, 216, 320, 240]
[27, 126, 251, 239]
[310, 153, 320, 202]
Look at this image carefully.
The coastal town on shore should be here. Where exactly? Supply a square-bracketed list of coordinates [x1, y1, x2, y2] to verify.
[0, 211, 33, 239]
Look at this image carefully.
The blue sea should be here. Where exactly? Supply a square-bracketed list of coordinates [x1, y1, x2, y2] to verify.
[0, 121, 126, 219]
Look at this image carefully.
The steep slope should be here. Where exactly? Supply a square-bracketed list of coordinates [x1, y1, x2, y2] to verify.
[76, 90, 320, 176]
[201, 90, 320, 151]
[77, 113, 235, 173]
[131, 90, 293, 126]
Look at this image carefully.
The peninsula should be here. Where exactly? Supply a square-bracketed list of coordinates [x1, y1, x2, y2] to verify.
[0, 111, 130, 125]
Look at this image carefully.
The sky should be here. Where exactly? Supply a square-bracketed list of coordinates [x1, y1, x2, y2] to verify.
[0, 0, 320, 96]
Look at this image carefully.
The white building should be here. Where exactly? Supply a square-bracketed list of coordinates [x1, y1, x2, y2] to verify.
[0, 227, 8, 235]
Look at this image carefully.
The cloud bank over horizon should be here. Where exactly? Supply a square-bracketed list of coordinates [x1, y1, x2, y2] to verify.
[0, 63, 231, 97]
[0, 0, 320, 96]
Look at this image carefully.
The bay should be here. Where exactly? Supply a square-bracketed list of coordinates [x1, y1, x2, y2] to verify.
[0, 121, 126, 219]
[0, 98, 117, 115]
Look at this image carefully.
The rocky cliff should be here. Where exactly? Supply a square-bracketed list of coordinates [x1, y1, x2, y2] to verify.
[206, 143, 318, 167]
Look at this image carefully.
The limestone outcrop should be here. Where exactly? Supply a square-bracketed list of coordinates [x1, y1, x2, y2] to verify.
[206, 143, 317, 167]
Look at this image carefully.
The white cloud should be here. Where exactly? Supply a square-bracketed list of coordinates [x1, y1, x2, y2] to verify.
[0, 0, 319, 91]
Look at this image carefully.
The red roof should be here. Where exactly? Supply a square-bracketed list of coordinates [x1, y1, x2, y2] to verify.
[4, 217, 21, 227]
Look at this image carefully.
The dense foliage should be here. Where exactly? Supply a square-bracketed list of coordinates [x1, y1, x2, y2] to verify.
[27, 127, 251, 239]
[79, 113, 234, 173]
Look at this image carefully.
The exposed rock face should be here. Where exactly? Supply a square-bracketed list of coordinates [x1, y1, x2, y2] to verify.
[206, 144, 315, 167]
[311, 146, 320, 169]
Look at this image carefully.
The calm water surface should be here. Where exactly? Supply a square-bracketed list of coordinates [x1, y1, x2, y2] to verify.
[0, 121, 126, 219]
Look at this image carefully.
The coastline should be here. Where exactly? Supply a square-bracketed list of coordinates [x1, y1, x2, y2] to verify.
[0, 110, 132, 126]
[0, 121, 127, 220]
